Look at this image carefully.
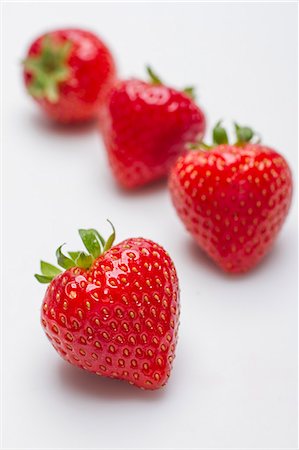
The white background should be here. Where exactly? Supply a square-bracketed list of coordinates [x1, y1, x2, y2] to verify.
[2, 2, 298, 449]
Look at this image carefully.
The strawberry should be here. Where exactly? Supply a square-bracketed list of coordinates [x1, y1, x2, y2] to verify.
[169, 122, 292, 273]
[23, 28, 116, 123]
[100, 67, 206, 188]
[35, 223, 180, 389]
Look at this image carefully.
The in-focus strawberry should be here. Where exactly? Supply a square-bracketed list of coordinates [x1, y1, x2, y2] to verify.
[169, 122, 292, 273]
[23, 28, 116, 123]
[101, 67, 206, 188]
[35, 222, 180, 389]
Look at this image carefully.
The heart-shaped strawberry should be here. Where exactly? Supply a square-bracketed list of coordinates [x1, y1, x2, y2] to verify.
[169, 122, 292, 273]
[100, 67, 206, 188]
[36, 223, 180, 389]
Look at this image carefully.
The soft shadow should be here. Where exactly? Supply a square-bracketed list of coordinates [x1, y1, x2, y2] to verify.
[244, 238, 286, 278]
[57, 361, 167, 402]
[28, 110, 97, 136]
[113, 177, 167, 199]
[185, 236, 286, 281]
[186, 238, 228, 279]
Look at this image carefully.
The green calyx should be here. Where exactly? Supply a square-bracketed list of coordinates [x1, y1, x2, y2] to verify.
[190, 120, 260, 151]
[234, 122, 255, 144]
[213, 120, 229, 145]
[23, 35, 72, 103]
[146, 66, 196, 99]
[34, 221, 116, 284]
[182, 86, 195, 100]
[146, 66, 162, 85]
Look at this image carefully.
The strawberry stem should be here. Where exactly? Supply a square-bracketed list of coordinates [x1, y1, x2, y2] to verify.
[183, 86, 196, 100]
[56, 245, 77, 269]
[103, 220, 115, 252]
[34, 221, 116, 283]
[23, 35, 72, 104]
[187, 120, 261, 152]
[79, 229, 102, 259]
[213, 120, 229, 145]
[234, 122, 255, 144]
[146, 66, 196, 100]
[146, 66, 162, 84]
[187, 142, 211, 151]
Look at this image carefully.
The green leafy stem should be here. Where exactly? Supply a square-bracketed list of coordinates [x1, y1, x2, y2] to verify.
[188, 120, 261, 151]
[35, 221, 115, 284]
[146, 65, 196, 100]
[23, 35, 72, 103]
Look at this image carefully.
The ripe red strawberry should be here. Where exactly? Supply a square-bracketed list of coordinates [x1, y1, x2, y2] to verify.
[35, 223, 180, 389]
[23, 28, 116, 123]
[169, 122, 292, 273]
[100, 67, 206, 188]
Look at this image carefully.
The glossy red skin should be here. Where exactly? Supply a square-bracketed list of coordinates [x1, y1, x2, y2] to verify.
[24, 29, 116, 123]
[100, 79, 206, 188]
[41, 238, 180, 389]
[169, 145, 292, 273]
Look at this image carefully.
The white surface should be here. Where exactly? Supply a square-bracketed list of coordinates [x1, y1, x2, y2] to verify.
[2, 2, 298, 449]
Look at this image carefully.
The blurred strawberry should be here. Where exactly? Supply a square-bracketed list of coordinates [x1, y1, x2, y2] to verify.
[23, 28, 116, 123]
[101, 67, 206, 188]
